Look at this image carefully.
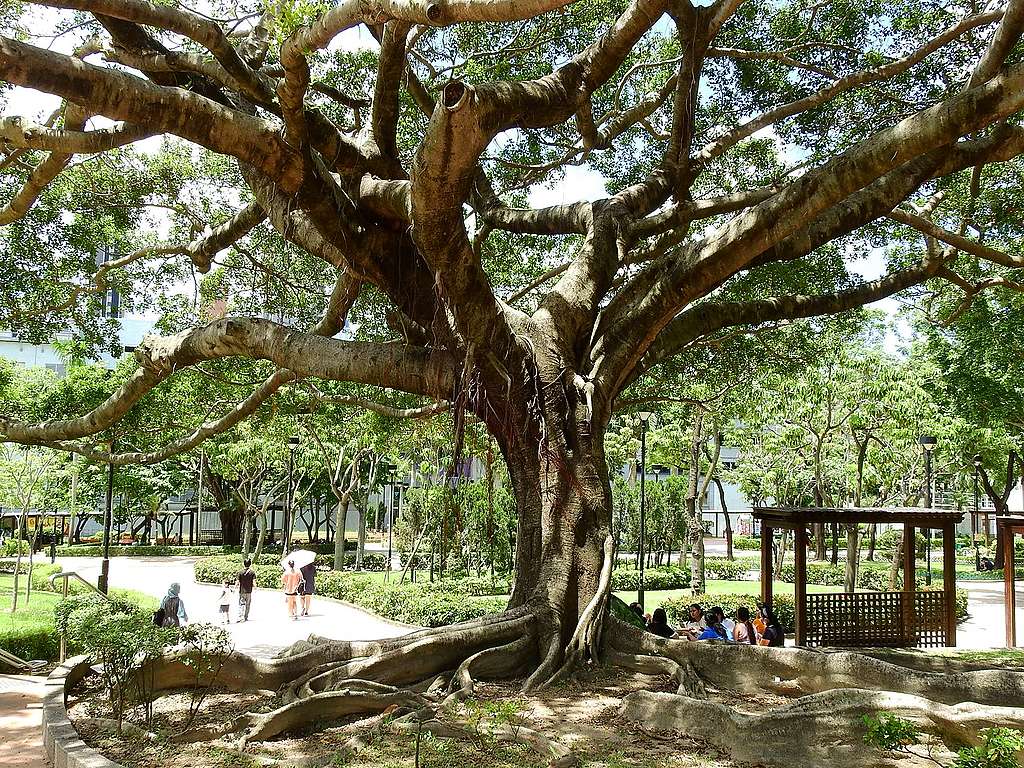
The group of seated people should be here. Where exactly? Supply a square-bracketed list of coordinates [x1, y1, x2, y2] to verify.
[630, 602, 785, 645]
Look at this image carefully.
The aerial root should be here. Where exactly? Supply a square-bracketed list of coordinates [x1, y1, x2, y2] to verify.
[537, 533, 616, 692]
[391, 713, 576, 768]
[605, 650, 707, 699]
[619, 687, 1024, 768]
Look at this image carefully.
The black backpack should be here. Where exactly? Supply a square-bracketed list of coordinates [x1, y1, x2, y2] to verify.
[152, 607, 166, 627]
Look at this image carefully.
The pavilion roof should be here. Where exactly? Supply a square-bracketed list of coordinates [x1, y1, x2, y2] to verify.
[751, 506, 964, 527]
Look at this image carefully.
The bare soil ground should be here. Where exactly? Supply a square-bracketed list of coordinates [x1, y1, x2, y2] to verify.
[66, 667, 761, 768]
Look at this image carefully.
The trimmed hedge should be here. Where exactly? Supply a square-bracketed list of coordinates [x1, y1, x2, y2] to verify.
[54, 541, 357, 558]
[193, 556, 498, 626]
[612, 566, 689, 591]
[705, 557, 756, 580]
[778, 561, 893, 589]
[731, 536, 761, 551]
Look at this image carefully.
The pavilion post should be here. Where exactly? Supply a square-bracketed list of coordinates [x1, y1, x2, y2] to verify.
[942, 522, 956, 647]
[794, 523, 808, 646]
[760, 523, 773, 609]
[1005, 523, 1016, 648]
[903, 524, 916, 645]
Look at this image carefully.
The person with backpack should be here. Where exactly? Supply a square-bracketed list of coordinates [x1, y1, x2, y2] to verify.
[236, 559, 256, 622]
[158, 583, 188, 628]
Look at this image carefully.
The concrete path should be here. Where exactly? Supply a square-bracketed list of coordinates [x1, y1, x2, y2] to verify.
[0, 674, 46, 768]
[56, 556, 413, 656]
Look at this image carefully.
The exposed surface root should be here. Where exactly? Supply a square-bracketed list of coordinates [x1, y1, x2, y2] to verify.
[620, 687, 1024, 768]
[443, 634, 537, 710]
[606, 649, 707, 699]
[607, 616, 1024, 707]
[237, 686, 431, 749]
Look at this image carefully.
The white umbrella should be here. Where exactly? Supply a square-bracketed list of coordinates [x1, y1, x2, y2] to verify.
[281, 549, 316, 569]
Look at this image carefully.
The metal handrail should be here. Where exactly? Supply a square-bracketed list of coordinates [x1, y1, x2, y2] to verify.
[48, 570, 110, 662]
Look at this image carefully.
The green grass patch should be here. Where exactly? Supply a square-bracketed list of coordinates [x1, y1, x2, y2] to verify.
[0, 572, 158, 663]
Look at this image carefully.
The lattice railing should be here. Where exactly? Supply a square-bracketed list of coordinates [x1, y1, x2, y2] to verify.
[804, 590, 947, 648]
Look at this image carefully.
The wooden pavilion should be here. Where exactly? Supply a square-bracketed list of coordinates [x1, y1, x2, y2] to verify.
[997, 516, 1024, 647]
[752, 507, 963, 648]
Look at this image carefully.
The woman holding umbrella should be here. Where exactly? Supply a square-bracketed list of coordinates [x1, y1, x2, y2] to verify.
[280, 550, 316, 620]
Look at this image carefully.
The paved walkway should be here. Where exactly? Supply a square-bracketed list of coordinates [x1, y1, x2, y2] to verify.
[56, 556, 413, 655]
[0, 675, 46, 768]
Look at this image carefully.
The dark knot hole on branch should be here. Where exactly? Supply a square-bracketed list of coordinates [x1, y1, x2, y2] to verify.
[443, 81, 470, 112]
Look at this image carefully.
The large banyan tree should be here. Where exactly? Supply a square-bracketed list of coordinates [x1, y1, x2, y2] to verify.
[2, 0, 1024, 756]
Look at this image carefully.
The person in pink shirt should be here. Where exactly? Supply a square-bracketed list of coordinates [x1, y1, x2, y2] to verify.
[281, 560, 303, 620]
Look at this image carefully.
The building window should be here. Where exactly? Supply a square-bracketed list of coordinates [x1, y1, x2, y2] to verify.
[96, 246, 121, 319]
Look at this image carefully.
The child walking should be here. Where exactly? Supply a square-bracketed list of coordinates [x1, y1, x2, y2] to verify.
[217, 580, 234, 624]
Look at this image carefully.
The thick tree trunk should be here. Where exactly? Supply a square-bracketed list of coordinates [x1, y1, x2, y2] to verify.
[356, 506, 366, 570]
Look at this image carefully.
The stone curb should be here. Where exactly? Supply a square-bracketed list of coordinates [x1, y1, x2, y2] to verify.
[42, 655, 122, 768]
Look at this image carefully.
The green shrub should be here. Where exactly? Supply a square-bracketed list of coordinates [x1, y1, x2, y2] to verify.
[398, 552, 432, 570]
[875, 529, 927, 556]
[865, 712, 1024, 768]
[611, 594, 646, 629]
[778, 561, 846, 586]
[731, 536, 761, 551]
[194, 556, 282, 589]
[0, 559, 28, 575]
[704, 557, 755, 580]
[2, 539, 30, 556]
[662, 592, 796, 634]
[192, 557, 503, 626]
[453, 574, 512, 596]
[611, 565, 690, 591]
[0, 623, 59, 661]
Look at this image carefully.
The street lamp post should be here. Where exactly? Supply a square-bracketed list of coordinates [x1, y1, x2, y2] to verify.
[285, 436, 300, 553]
[974, 454, 983, 571]
[637, 411, 654, 610]
[98, 443, 115, 594]
[919, 435, 937, 586]
[383, 462, 397, 581]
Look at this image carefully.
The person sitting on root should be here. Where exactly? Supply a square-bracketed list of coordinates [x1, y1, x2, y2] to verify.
[646, 607, 676, 639]
[629, 601, 645, 621]
[734, 606, 757, 644]
[697, 605, 731, 641]
[756, 604, 785, 646]
[679, 603, 707, 640]
[711, 605, 736, 640]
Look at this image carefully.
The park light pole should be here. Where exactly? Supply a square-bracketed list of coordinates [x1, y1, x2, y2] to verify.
[284, 435, 300, 552]
[636, 411, 654, 610]
[919, 434, 937, 586]
[98, 441, 115, 594]
[974, 454, 983, 571]
[382, 462, 397, 581]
